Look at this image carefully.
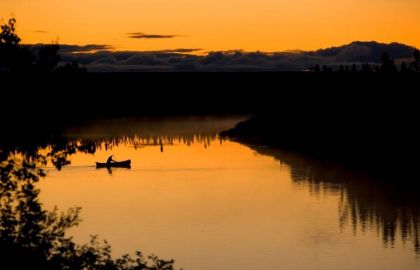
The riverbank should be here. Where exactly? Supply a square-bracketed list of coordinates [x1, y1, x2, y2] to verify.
[221, 111, 419, 179]
[2, 72, 419, 120]
[3, 72, 420, 170]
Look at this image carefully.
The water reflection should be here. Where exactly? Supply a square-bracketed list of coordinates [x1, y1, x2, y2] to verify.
[64, 117, 238, 148]
[61, 117, 236, 153]
[2, 116, 420, 270]
[246, 143, 420, 255]
[0, 117, 242, 269]
[80, 134, 221, 151]
[39, 129, 420, 258]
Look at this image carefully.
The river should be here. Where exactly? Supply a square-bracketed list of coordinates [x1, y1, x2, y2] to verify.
[36, 117, 419, 270]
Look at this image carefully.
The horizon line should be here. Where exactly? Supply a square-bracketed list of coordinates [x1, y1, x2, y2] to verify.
[22, 40, 419, 56]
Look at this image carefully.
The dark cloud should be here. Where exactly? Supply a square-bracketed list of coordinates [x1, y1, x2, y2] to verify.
[133, 48, 202, 54]
[34, 41, 417, 72]
[159, 48, 202, 53]
[58, 44, 113, 53]
[28, 44, 113, 54]
[127, 32, 179, 39]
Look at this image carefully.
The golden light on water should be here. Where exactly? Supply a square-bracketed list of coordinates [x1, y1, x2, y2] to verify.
[38, 139, 417, 270]
[1, 0, 420, 52]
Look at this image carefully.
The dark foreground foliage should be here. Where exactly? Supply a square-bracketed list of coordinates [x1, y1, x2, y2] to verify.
[0, 18, 86, 73]
[0, 137, 176, 270]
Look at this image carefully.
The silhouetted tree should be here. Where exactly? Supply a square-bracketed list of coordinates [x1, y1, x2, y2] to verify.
[0, 18, 33, 72]
[0, 18, 20, 45]
[36, 44, 61, 72]
[351, 64, 357, 73]
[379, 52, 397, 72]
[400, 62, 408, 72]
[409, 49, 420, 72]
[361, 63, 372, 73]
[1, 18, 86, 73]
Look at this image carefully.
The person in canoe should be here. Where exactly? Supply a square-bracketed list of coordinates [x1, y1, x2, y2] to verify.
[107, 155, 116, 165]
[96, 157, 131, 168]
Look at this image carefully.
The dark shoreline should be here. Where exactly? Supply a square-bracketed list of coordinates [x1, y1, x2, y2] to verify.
[2, 72, 420, 178]
[220, 113, 420, 180]
[3, 72, 419, 118]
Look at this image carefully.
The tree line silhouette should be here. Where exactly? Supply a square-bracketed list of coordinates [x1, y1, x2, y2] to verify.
[311, 50, 420, 73]
[0, 18, 85, 73]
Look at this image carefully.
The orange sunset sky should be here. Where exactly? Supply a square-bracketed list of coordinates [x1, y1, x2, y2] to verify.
[1, 0, 420, 52]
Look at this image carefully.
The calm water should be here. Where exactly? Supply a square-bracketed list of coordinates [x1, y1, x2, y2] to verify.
[37, 117, 419, 270]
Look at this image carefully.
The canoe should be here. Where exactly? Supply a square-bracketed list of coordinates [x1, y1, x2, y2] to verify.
[96, 160, 131, 168]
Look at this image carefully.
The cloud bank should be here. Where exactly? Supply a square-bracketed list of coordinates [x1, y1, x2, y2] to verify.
[31, 41, 419, 72]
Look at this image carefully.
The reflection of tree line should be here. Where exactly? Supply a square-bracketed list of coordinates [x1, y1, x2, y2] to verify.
[0, 135, 177, 269]
[0, 129, 222, 268]
[245, 144, 420, 255]
[71, 134, 220, 151]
